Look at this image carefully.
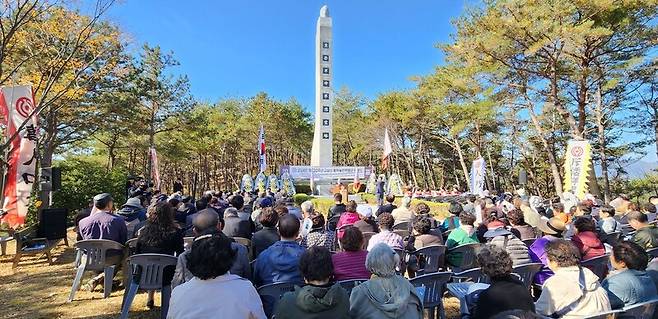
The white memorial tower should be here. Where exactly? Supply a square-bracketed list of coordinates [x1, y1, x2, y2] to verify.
[310, 5, 333, 167]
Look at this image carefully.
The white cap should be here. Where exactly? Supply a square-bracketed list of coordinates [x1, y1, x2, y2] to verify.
[356, 205, 373, 218]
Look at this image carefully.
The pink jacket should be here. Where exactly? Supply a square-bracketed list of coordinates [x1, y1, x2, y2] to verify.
[337, 212, 360, 239]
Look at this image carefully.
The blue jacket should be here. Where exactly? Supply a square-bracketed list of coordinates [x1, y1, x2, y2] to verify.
[602, 269, 658, 309]
[253, 240, 305, 287]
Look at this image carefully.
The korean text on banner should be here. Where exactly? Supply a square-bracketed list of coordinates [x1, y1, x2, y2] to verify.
[0, 85, 38, 228]
[563, 140, 592, 199]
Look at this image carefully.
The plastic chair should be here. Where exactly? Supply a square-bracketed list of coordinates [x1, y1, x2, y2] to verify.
[337, 278, 368, 296]
[451, 268, 490, 284]
[581, 254, 610, 281]
[125, 238, 138, 256]
[621, 224, 635, 236]
[522, 238, 536, 247]
[68, 239, 125, 302]
[647, 248, 658, 259]
[412, 245, 447, 275]
[618, 299, 658, 319]
[0, 230, 14, 256]
[410, 272, 453, 319]
[393, 221, 411, 231]
[257, 281, 303, 317]
[512, 263, 543, 290]
[601, 231, 622, 247]
[394, 248, 407, 275]
[447, 243, 481, 272]
[120, 253, 178, 319]
[183, 236, 194, 251]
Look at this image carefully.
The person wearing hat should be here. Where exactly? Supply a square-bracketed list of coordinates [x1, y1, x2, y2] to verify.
[353, 205, 379, 234]
[250, 196, 273, 231]
[79, 193, 127, 245]
[392, 196, 416, 225]
[527, 217, 566, 285]
[78, 193, 127, 290]
[483, 219, 531, 266]
[116, 197, 147, 239]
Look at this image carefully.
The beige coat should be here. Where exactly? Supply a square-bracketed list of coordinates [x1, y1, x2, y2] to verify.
[536, 266, 611, 318]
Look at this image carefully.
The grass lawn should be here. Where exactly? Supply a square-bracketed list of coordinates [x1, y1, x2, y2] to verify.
[0, 230, 461, 318]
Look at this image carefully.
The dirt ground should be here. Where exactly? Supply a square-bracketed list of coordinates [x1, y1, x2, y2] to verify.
[0, 230, 461, 319]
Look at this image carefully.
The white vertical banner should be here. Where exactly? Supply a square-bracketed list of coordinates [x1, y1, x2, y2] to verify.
[150, 147, 161, 190]
[381, 128, 392, 170]
[0, 85, 37, 228]
[470, 157, 486, 196]
[258, 124, 266, 173]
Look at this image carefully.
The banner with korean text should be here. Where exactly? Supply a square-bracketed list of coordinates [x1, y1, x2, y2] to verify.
[563, 140, 592, 199]
[281, 166, 373, 181]
[0, 85, 38, 228]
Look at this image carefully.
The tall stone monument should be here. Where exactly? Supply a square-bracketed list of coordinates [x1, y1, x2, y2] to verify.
[310, 5, 333, 167]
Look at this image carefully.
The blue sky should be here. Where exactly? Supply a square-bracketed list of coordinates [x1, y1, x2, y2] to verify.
[105, 0, 656, 170]
[106, 0, 471, 109]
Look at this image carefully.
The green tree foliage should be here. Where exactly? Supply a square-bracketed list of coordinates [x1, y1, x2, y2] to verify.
[52, 158, 127, 217]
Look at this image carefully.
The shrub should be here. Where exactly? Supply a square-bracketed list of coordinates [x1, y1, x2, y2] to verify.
[310, 197, 335, 215]
[52, 158, 127, 223]
[293, 193, 311, 206]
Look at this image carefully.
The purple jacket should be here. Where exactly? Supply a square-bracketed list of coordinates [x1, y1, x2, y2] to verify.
[528, 235, 560, 285]
[79, 211, 127, 244]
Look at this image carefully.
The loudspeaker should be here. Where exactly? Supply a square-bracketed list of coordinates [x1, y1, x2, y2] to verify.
[518, 169, 528, 186]
[37, 208, 68, 240]
[51, 167, 61, 191]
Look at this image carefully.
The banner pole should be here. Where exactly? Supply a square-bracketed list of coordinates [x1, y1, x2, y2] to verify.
[0, 84, 16, 217]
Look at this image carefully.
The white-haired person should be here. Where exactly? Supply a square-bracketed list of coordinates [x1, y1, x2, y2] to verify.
[299, 200, 315, 237]
[392, 196, 416, 225]
[349, 243, 423, 319]
[353, 205, 379, 234]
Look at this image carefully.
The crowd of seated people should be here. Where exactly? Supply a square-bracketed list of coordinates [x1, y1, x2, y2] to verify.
[73, 187, 658, 319]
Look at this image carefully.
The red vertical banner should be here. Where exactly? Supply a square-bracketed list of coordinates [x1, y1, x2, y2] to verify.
[150, 147, 160, 190]
[0, 85, 37, 228]
[258, 124, 266, 173]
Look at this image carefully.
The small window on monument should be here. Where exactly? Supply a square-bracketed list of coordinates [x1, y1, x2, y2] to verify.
[322, 132, 329, 139]
[323, 106, 330, 112]
[323, 119, 329, 126]
[323, 80, 330, 87]
[323, 42, 329, 49]
[323, 93, 329, 100]
[322, 55, 329, 61]
[323, 67, 329, 74]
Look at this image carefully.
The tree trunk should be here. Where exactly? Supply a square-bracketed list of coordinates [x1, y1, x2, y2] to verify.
[146, 104, 156, 187]
[453, 137, 471, 191]
[527, 107, 563, 196]
[594, 86, 611, 203]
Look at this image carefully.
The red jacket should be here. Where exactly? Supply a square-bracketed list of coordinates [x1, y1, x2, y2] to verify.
[572, 231, 606, 261]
